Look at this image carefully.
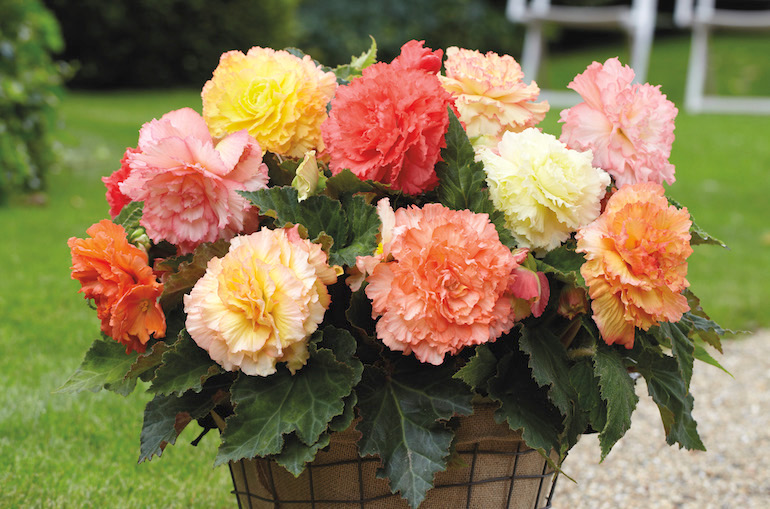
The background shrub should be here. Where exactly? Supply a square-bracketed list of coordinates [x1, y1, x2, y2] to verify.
[295, 0, 522, 66]
[44, 0, 301, 89]
[0, 0, 65, 202]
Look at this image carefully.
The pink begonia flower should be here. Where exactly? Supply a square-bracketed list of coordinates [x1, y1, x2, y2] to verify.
[119, 108, 269, 254]
[362, 201, 548, 365]
[439, 47, 549, 148]
[559, 58, 678, 188]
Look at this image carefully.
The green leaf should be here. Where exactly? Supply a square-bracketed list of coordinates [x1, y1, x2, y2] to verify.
[139, 382, 225, 463]
[356, 362, 473, 508]
[323, 168, 377, 199]
[519, 325, 577, 415]
[334, 36, 377, 81]
[273, 432, 332, 477]
[158, 240, 230, 311]
[57, 336, 139, 395]
[655, 323, 695, 389]
[633, 345, 705, 450]
[241, 186, 380, 266]
[215, 331, 361, 466]
[435, 109, 515, 247]
[113, 201, 143, 232]
[537, 242, 586, 287]
[149, 330, 222, 396]
[682, 289, 728, 353]
[593, 343, 638, 460]
[453, 344, 498, 391]
[569, 358, 607, 433]
[486, 350, 563, 461]
[667, 196, 726, 248]
[123, 340, 170, 383]
[693, 337, 732, 376]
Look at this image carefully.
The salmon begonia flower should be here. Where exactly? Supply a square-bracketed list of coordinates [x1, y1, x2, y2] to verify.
[439, 47, 549, 149]
[184, 227, 338, 377]
[68, 220, 165, 353]
[560, 57, 678, 188]
[363, 202, 547, 365]
[119, 108, 269, 254]
[202, 47, 337, 158]
[576, 182, 692, 348]
[102, 147, 140, 218]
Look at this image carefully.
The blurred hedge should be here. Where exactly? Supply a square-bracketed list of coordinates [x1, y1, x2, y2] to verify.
[295, 0, 521, 67]
[1, 0, 66, 202]
[45, 0, 521, 88]
[43, 0, 301, 88]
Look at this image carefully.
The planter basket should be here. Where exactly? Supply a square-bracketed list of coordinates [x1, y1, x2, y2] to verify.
[226, 404, 559, 509]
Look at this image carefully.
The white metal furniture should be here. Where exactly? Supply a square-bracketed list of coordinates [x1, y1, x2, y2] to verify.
[674, 0, 770, 114]
[505, 0, 658, 106]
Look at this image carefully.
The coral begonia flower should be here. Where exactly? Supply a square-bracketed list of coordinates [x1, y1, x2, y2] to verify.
[68, 220, 165, 353]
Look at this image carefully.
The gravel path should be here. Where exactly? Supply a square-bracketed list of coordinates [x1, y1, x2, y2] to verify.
[555, 331, 770, 509]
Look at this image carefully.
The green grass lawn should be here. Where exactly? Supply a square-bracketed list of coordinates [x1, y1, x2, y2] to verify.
[1, 34, 768, 508]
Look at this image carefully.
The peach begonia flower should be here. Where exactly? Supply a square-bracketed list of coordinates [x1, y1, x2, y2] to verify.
[322, 42, 454, 195]
[119, 108, 269, 255]
[184, 227, 338, 377]
[576, 182, 692, 348]
[363, 202, 547, 365]
[439, 47, 549, 149]
[202, 47, 337, 158]
[479, 128, 611, 253]
[559, 57, 678, 188]
[68, 219, 165, 353]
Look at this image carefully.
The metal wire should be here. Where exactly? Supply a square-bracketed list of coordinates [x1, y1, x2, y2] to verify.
[228, 445, 558, 508]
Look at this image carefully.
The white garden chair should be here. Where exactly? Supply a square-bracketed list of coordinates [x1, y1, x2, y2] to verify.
[674, 0, 770, 114]
[505, 0, 658, 106]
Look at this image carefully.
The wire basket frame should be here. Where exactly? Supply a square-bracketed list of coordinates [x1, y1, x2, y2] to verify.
[227, 404, 559, 509]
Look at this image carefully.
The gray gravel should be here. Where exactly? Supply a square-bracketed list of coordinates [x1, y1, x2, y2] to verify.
[555, 331, 770, 509]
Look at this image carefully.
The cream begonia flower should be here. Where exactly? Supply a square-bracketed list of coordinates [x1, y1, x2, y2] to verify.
[479, 128, 611, 252]
[184, 227, 337, 376]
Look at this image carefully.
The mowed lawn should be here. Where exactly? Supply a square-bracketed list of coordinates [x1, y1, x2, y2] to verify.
[1, 34, 768, 508]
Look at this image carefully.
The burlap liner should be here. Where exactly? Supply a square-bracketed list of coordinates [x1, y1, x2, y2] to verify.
[222, 403, 558, 509]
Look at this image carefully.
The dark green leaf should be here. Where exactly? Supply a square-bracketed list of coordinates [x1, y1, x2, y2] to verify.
[57, 336, 139, 395]
[693, 337, 732, 376]
[682, 290, 729, 353]
[655, 323, 695, 389]
[113, 201, 143, 232]
[668, 196, 726, 248]
[569, 358, 607, 433]
[634, 346, 705, 450]
[241, 187, 380, 266]
[356, 363, 473, 508]
[124, 340, 170, 383]
[519, 325, 577, 415]
[323, 168, 377, 199]
[537, 242, 586, 287]
[593, 343, 638, 460]
[215, 334, 360, 466]
[273, 432, 332, 477]
[149, 330, 222, 396]
[486, 349, 563, 461]
[453, 344, 498, 391]
[159, 240, 230, 311]
[435, 109, 515, 248]
[139, 383, 225, 463]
